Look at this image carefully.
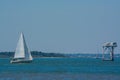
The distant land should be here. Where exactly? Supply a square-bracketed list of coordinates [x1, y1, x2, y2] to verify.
[0, 51, 65, 58]
[0, 51, 120, 58]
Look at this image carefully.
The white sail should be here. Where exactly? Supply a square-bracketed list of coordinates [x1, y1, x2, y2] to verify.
[14, 33, 33, 60]
[24, 38, 33, 60]
[14, 33, 25, 58]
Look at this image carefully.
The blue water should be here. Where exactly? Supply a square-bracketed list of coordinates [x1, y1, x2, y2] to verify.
[0, 57, 120, 80]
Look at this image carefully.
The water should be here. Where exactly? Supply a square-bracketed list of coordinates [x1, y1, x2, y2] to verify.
[0, 57, 120, 80]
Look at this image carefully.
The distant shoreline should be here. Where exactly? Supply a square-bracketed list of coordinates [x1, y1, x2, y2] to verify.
[0, 51, 65, 58]
[0, 51, 120, 58]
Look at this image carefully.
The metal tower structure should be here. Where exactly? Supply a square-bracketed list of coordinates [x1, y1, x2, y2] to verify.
[102, 42, 117, 61]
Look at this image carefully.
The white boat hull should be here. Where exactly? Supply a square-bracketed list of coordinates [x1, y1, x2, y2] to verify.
[10, 59, 32, 63]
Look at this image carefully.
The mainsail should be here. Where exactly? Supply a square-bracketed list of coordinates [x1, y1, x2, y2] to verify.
[14, 33, 33, 60]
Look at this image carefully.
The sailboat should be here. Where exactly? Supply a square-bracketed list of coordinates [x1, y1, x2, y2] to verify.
[10, 33, 33, 63]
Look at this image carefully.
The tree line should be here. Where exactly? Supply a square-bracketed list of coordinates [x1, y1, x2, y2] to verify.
[0, 51, 65, 58]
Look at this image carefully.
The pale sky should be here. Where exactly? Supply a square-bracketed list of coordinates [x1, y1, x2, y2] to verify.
[0, 0, 120, 53]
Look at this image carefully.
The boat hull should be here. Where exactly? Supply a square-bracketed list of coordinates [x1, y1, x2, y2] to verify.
[10, 59, 32, 63]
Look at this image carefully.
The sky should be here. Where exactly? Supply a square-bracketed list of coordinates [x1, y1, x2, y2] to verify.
[0, 0, 120, 53]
